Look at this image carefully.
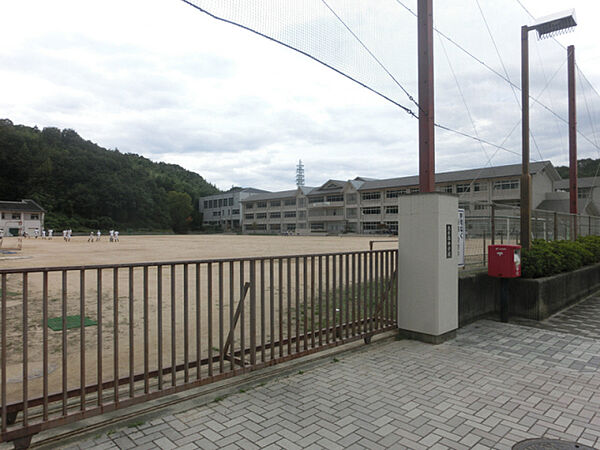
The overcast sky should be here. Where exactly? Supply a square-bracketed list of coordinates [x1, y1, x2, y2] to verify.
[1, 0, 599, 191]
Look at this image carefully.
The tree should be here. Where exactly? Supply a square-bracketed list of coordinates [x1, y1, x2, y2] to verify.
[167, 191, 193, 233]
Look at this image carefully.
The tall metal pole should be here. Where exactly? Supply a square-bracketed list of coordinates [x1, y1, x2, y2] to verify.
[568, 45, 578, 238]
[520, 25, 532, 250]
[418, 0, 435, 193]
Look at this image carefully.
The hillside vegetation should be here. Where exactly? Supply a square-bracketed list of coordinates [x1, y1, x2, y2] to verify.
[555, 158, 600, 179]
[0, 119, 219, 232]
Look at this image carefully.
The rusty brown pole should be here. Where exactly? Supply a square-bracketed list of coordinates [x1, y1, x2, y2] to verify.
[568, 45, 578, 239]
[520, 25, 532, 250]
[418, 0, 435, 193]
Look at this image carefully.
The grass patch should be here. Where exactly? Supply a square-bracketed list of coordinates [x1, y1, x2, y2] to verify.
[47, 315, 97, 331]
[127, 420, 145, 428]
[212, 395, 227, 403]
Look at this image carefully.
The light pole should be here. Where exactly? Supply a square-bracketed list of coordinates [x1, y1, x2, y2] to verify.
[520, 10, 576, 250]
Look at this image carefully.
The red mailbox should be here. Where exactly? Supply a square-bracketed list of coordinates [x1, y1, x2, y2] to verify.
[488, 244, 521, 278]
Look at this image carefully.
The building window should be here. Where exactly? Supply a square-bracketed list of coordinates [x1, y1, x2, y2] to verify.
[362, 222, 378, 231]
[326, 194, 343, 202]
[474, 182, 487, 191]
[308, 196, 324, 204]
[12, 213, 20, 220]
[310, 223, 325, 231]
[298, 198, 306, 207]
[270, 200, 281, 207]
[245, 213, 254, 220]
[286, 224, 296, 231]
[246, 203, 254, 209]
[346, 193, 357, 204]
[298, 211, 306, 219]
[204, 201, 208, 208]
[578, 187, 591, 199]
[0, 213, 4, 219]
[297, 223, 306, 229]
[410, 188, 419, 194]
[257, 201, 267, 208]
[361, 192, 381, 201]
[269, 212, 281, 218]
[456, 183, 471, 193]
[385, 222, 398, 233]
[232, 209, 240, 215]
[212, 211, 221, 217]
[270, 224, 281, 231]
[346, 208, 357, 218]
[437, 185, 453, 193]
[362, 207, 381, 215]
[385, 206, 398, 214]
[284, 198, 297, 206]
[386, 190, 406, 198]
[252, 224, 267, 230]
[493, 179, 519, 190]
[284, 211, 297, 218]
[474, 204, 487, 210]
[256, 213, 267, 219]
[30, 214, 39, 220]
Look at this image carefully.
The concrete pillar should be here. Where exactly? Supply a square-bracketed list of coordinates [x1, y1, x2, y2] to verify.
[397, 193, 458, 344]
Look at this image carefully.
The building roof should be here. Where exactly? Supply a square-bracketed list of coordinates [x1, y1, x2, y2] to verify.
[0, 199, 45, 213]
[357, 161, 557, 191]
[308, 180, 346, 195]
[537, 198, 600, 216]
[242, 187, 270, 194]
[554, 176, 600, 190]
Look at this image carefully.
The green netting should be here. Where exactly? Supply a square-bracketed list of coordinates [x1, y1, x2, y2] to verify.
[47, 315, 97, 331]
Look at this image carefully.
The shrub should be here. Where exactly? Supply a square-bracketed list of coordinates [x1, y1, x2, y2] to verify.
[521, 237, 600, 278]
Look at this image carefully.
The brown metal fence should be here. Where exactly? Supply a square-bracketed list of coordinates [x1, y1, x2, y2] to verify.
[463, 203, 600, 267]
[0, 249, 397, 447]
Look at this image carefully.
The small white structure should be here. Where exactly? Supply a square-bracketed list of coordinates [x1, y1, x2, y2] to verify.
[0, 199, 45, 237]
[397, 193, 458, 344]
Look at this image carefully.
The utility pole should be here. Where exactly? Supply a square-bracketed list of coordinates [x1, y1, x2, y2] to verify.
[520, 25, 532, 250]
[568, 45, 577, 238]
[418, 0, 435, 193]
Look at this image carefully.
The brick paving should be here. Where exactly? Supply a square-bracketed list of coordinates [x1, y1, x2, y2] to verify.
[512, 294, 600, 340]
[56, 317, 600, 450]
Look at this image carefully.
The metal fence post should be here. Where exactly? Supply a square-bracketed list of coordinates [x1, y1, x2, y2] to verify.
[491, 204, 496, 245]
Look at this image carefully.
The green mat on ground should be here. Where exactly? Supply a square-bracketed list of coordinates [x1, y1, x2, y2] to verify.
[47, 315, 97, 331]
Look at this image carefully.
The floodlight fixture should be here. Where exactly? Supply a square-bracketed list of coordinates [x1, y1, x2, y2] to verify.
[528, 9, 577, 39]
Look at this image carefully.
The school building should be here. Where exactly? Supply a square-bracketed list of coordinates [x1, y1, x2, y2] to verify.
[198, 187, 268, 230]
[236, 161, 569, 234]
[0, 199, 45, 236]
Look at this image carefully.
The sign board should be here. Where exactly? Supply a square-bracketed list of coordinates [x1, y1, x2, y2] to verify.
[457, 209, 465, 267]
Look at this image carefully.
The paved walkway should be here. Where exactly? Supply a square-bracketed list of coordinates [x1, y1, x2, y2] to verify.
[513, 294, 600, 340]
[56, 316, 600, 450]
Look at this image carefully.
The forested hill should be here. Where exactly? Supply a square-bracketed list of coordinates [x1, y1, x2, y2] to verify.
[556, 158, 600, 179]
[0, 119, 219, 232]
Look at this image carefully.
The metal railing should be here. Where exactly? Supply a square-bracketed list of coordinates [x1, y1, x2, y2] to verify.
[0, 249, 397, 447]
[463, 203, 600, 267]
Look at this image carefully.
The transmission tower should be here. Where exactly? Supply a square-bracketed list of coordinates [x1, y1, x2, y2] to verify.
[296, 160, 305, 187]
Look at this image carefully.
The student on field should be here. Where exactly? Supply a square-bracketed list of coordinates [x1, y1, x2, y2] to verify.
[88, 231, 94, 242]
[96, 230, 101, 241]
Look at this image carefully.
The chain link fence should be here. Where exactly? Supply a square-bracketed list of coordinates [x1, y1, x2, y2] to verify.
[463, 203, 600, 268]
